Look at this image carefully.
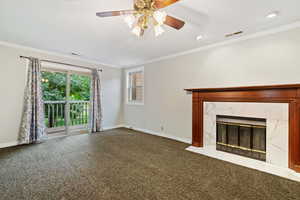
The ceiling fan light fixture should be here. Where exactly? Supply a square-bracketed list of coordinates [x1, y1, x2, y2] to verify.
[124, 15, 136, 28]
[96, 0, 185, 37]
[153, 11, 167, 25]
[154, 25, 164, 37]
[132, 25, 142, 37]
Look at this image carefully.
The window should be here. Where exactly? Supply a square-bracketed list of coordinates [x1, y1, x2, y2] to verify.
[126, 67, 144, 105]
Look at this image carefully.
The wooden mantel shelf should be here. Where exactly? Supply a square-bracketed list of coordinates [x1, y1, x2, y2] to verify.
[185, 83, 300, 92]
[185, 83, 300, 173]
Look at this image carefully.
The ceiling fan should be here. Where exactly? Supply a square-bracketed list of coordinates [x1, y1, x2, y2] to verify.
[96, 0, 185, 37]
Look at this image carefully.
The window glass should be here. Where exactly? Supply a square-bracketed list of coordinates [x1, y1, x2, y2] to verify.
[41, 71, 66, 101]
[127, 69, 144, 104]
[70, 74, 91, 101]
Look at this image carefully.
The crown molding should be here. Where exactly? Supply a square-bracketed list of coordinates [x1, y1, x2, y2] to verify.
[0, 41, 122, 69]
[1, 20, 300, 69]
[124, 21, 300, 68]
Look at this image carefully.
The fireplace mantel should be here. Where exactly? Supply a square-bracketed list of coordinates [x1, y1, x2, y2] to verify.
[185, 84, 300, 173]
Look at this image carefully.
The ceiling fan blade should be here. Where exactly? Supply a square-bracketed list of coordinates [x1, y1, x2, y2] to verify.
[164, 15, 185, 30]
[96, 10, 135, 17]
[154, 0, 180, 9]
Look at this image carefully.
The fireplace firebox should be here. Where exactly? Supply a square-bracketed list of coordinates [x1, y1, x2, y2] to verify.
[216, 115, 266, 161]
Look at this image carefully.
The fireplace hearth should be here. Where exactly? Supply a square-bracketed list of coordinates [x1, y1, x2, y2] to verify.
[216, 115, 266, 161]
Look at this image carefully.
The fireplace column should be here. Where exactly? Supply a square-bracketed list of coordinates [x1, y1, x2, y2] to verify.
[289, 99, 300, 171]
[192, 92, 203, 147]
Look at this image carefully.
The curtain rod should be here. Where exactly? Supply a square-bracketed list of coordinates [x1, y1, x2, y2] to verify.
[20, 56, 102, 72]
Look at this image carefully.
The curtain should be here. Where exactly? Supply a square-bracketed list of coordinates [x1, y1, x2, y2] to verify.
[19, 58, 46, 144]
[90, 69, 103, 133]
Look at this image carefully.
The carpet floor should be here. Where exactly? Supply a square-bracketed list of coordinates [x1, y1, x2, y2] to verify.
[0, 128, 300, 200]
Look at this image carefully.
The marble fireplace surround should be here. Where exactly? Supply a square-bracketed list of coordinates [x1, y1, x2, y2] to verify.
[185, 84, 300, 182]
[187, 102, 300, 180]
[206, 102, 288, 166]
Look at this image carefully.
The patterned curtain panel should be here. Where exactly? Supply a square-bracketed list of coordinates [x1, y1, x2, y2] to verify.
[90, 69, 103, 133]
[19, 58, 46, 144]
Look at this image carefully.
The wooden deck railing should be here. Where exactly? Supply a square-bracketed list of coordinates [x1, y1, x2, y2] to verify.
[44, 100, 90, 130]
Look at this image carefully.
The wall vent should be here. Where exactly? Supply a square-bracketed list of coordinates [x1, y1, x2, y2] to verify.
[225, 31, 243, 38]
[71, 52, 81, 56]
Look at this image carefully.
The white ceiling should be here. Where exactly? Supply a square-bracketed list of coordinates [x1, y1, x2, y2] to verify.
[0, 0, 300, 67]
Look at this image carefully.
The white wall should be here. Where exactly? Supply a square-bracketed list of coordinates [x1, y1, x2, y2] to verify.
[123, 27, 300, 142]
[0, 43, 123, 146]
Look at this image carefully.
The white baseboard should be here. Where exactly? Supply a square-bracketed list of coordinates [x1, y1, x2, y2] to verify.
[0, 141, 19, 149]
[0, 125, 190, 149]
[0, 125, 124, 149]
[102, 124, 126, 131]
[123, 125, 192, 144]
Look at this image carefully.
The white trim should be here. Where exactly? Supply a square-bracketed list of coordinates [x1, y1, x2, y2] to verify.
[1, 21, 300, 69]
[0, 141, 19, 149]
[124, 21, 300, 68]
[0, 40, 121, 69]
[125, 67, 145, 105]
[186, 146, 300, 182]
[125, 66, 145, 73]
[126, 102, 145, 106]
[123, 125, 192, 144]
[42, 64, 92, 75]
[0, 125, 124, 149]
[47, 125, 126, 135]
[102, 124, 126, 131]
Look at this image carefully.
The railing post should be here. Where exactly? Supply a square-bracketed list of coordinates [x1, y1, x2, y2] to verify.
[65, 71, 71, 135]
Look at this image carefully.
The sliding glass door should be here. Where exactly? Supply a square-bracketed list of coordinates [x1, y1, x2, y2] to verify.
[69, 73, 91, 132]
[41, 70, 91, 135]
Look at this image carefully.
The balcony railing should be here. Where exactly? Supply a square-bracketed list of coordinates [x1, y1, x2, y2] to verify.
[44, 100, 90, 132]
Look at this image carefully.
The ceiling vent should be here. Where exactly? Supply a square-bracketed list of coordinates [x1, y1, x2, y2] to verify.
[71, 52, 81, 56]
[225, 31, 243, 38]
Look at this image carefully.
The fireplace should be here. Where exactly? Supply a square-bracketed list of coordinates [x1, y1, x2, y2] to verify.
[216, 115, 266, 161]
[185, 84, 300, 179]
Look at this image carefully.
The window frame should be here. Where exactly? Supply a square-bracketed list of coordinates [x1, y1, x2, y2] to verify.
[125, 67, 144, 105]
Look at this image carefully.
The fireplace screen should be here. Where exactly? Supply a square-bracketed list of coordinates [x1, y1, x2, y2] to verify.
[216, 115, 266, 161]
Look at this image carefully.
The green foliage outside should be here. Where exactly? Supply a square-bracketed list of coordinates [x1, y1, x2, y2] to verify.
[41, 71, 91, 129]
[41, 72, 90, 101]
[70, 74, 91, 101]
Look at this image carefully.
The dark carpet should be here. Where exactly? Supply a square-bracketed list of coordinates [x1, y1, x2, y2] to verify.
[0, 128, 300, 200]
